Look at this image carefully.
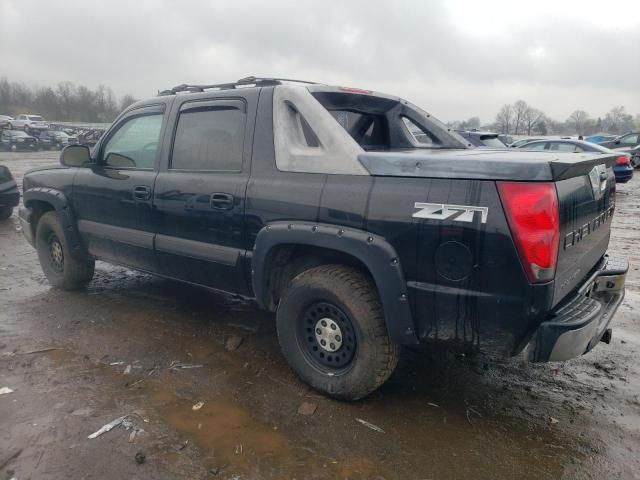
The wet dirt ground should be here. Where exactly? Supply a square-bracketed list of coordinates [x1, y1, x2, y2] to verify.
[0, 151, 639, 480]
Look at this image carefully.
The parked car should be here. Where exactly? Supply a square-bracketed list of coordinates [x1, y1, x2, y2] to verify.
[498, 134, 513, 146]
[8, 114, 49, 133]
[585, 134, 617, 144]
[77, 128, 105, 147]
[456, 130, 507, 148]
[37, 130, 79, 150]
[628, 145, 640, 168]
[1, 130, 39, 151]
[510, 137, 546, 148]
[0, 115, 14, 129]
[598, 132, 640, 150]
[0, 165, 20, 220]
[18, 77, 627, 400]
[518, 139, 633, 183]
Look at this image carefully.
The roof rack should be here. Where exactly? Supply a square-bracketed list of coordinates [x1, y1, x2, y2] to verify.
[158, 76, 320, 96]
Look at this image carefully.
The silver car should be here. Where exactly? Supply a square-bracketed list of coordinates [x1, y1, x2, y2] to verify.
[8, 114, 50, 133]
[0, 115, 13, 129]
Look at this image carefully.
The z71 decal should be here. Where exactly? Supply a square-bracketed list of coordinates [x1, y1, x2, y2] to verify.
[412, 202, 488, 224]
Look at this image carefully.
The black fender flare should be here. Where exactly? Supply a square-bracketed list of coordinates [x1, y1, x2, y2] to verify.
[23, 187, 89, 260]
[251, 221, 418, 344]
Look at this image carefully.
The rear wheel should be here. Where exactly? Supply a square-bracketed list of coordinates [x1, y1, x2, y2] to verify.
[276, 265, 399, 400]
[0, 206, 12, 220]
[35, 211, 94, 290]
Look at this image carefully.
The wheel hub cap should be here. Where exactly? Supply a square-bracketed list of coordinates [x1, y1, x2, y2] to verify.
[314, 318, 343, 352]
[49, 237, 64, 271]
[299, 302, 356, 369]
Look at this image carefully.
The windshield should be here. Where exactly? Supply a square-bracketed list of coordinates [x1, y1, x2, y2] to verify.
[481, 136, 507, 148]
[11, 131, 29, 137]
[28, 115, 44, 121]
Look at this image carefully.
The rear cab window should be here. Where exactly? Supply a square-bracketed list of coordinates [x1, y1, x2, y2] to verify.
[309, 88, 461, 152]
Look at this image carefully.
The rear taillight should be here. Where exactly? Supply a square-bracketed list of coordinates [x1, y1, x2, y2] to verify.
[616, 155, 630, 165]
[497, 182, 559, 284]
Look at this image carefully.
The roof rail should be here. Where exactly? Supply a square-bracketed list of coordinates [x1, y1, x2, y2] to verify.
[158, 76, 320, 96]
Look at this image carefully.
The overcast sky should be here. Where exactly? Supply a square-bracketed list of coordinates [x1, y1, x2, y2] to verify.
[1, 0, 639, 123]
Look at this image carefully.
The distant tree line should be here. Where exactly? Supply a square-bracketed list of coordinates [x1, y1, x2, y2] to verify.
[450, 101, 640, 137]
[0, 77, 137, 123]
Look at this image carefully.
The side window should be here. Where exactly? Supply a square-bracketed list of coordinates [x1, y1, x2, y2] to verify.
[525, 142, 547, 150]
[402, 117, 434, 146]
[550, 143, 576, 152]
[574, 145, 584, 153]
[103, 114, 163, 169]
[621, 134, 638, 145]
[171, 105, 245, 171]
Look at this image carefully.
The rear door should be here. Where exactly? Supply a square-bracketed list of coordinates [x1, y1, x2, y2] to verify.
[73, 104, 167, 271]
[152, 92, 256, 293]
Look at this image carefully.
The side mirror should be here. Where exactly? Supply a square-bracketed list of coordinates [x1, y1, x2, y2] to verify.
[60, 144, 91, 167]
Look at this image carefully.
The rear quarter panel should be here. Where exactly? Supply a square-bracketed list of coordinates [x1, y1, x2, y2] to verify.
[366, 176, 552, 355]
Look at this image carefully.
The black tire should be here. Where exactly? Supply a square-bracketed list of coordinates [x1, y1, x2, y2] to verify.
[0, 206, 12, 221]
[35, 211, 94, 290]
[276, 264, 399, 400]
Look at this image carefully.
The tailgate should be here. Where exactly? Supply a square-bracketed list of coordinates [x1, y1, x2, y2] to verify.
[552, 156, 616, 306]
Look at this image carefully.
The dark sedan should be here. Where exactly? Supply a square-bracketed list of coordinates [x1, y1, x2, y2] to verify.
[1, 130, 38, 151]
[598, 132, 640, 150]
[0, 165, 20, 220]
[37, 130, 79, 150]
[519, 139, 634, 183]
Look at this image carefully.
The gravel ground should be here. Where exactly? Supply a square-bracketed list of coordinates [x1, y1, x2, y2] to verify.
[1, 151, 639, 480]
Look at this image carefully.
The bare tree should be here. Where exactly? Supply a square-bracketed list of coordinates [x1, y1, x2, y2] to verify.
[495, 104, 514, 134]
[119, 94, 138, 112]
[567, 110, 590, 135]
[603, 106, 634, 134]
[523, 107, 544, 135]
[512, 100, 529, 135]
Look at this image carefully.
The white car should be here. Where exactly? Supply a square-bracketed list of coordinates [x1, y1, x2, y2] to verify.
[9, 114, 50, 132]
[0, 115, 13, 129]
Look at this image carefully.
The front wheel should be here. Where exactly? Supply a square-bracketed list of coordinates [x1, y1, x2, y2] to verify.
[276, 265, 399, 400]
[35, 211, 95, 290]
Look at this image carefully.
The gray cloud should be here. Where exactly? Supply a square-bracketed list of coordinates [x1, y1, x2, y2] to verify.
[1, 0, 638, 122]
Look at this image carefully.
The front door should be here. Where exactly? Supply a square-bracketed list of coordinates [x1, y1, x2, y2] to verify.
[73, 105, 167, 271]
[153, 97, 252, 293]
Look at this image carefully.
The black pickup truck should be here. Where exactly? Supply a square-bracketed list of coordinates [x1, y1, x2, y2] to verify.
[18, 77, 627, 400]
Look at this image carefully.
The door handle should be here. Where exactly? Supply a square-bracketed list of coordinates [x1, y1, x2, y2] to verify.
[133, 185, 151, 201]
[210, 193, 234, 210]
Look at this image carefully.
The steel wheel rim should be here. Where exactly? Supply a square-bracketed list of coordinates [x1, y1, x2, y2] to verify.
[48, 234, 64, 272]
[297, 301, 357, 370]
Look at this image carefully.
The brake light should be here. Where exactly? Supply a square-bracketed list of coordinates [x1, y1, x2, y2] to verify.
[497, 182, 559, 284]
[338, 86, 372, 94]
[615, 155, 630, 165]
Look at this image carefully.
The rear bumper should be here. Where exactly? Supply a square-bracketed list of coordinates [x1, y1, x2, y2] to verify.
[528, 254, 627, 362]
